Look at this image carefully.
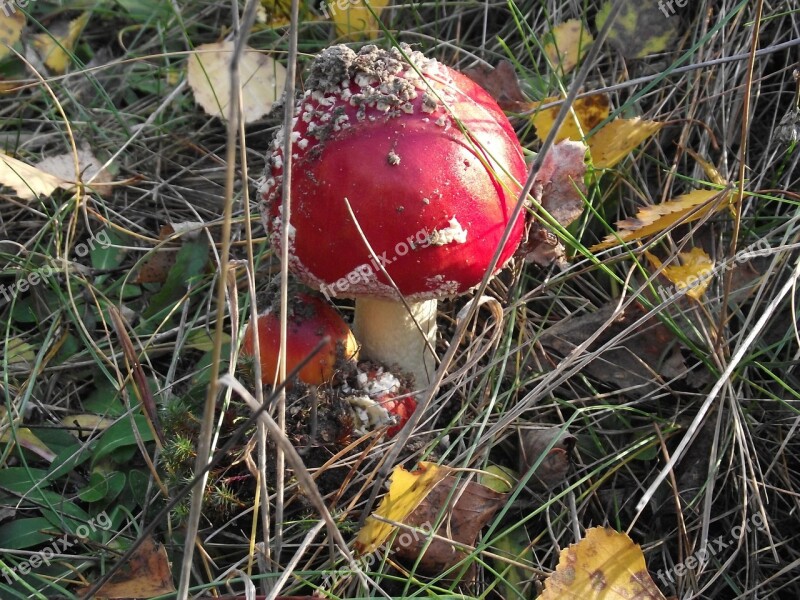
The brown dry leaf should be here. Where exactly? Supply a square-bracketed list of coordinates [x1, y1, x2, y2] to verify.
[646, 247, 715, 301]
[33, 12, 90, 74]
[531, 94, 611, 143]
[187, 42, 287, 124]
[540, 527, 667, 599]
[331, 0, 389, 41]
[87, 536, 175, 599]
[533, 139, 588, 226]
[0, 152, 72, 199]
[588, 117, 664, 168]
[390, 473, 506, 575]
[523, 140, 588, 267]
[591, 188, 732, 251]
[544, 19, 593, 76]
[462, 60, 531, 112]
[354, 461, 452, 555]
[0, 10, 25, 60]
[134, 224, 179, 284]
[531, 302, 686, 395]
[36, 148, 115, 197]
[518, 427, 575, 490]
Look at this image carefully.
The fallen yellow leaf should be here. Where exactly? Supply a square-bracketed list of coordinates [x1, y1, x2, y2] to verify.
[543, 19, 593, 76]
[187, 42, 287, 124]
[0, 152, 72, 200]
[0, 10, 25, 60]
[646, 247, 715, 301]
[33, 12, 90, 74]
[330, 0, 389, 41]
[61, 414, 118, 437]
[592, 188, 731, 250]
[85, 536, 175, 598]
[595, 0, 677, 59]
[540, 527, 667, 599]
[530, 95, 661, 168]
[588, 117, 664, 168]
[354, 461, 451, 555]
[531, 94, 611, 143]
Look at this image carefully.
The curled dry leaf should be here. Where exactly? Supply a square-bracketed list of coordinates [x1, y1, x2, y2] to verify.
[518, 426, 576, 490]
[540, 527, 668, 599]
[522, 140, 588, 267]
[390, 472, 506, 576]
[187, 42, 287, 124]
[591, 188, 732, 251]
[0, 153, 71, 199]
[461, 59, 531, 112]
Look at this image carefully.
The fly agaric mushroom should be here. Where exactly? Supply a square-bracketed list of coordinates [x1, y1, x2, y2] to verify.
[260, 44, 527, 388]
[241, 292, 358, 387]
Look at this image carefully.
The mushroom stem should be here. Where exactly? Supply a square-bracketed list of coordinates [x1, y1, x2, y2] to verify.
[353, 297, 437, 389]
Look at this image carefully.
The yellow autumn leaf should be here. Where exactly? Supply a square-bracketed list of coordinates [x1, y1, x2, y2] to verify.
[531, 94, 611, 143]
[0, 407, 56, 462]
[60, 414, 118, 437]
[540, 527, 667, 599]
[354, 461, 451, 555]
[0, 10, 25, 60]
[187, 42, 287, 124]
[588, 117, 664, 168]
[330, 0, 389, 41]
[0, 152, 71, 199]
[592, 188, 732, 251]
[543, 19, 593, 76]
[646, 247, 715, 300]
[531, 95, 662, 168]
[33, 12, 90, 74]
[595, 0, 677, 59]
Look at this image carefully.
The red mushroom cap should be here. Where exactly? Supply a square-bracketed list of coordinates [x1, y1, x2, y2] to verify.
[240, 292, 358, 386]
[261, 44, 527, 301]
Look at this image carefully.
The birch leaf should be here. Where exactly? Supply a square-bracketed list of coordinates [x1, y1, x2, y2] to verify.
[33, 12, 90, 74]
[188, 41, 286, 124]
[0, 10, 25, 60]
[646, 247, 715, 300]
[591, 188, 732, 250]
[540, 527, 667, 599]
[544, 19, 593, 75]
[332, 0, 389, 41]
[354, 461, 451, 555]
[0, 152, 71, 199]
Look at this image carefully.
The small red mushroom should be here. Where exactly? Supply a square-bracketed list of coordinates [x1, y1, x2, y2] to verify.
[260, 44, 527, 388]
[241, 292, 358, 387]
[345, 366, 417, 438]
